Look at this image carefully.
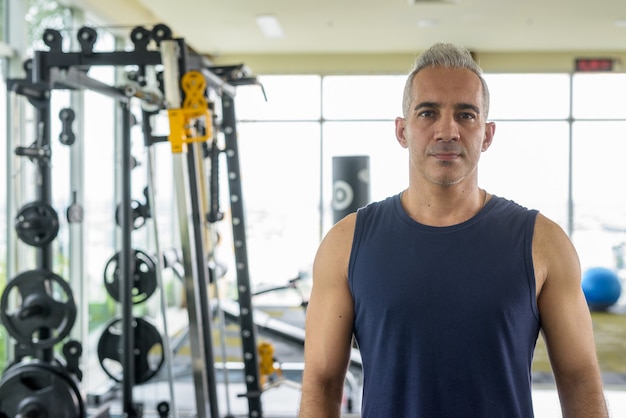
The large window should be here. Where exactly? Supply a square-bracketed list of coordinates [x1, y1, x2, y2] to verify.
[571, 73, 626, 271]
[236, 72, 626, 286]
[321, 75, 407, 230]
[235, 75, 409, 286]
[236, 76, 323, 285]
[480, 73, 572, 228]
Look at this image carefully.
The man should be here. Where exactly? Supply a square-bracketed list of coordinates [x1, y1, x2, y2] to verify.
[298, 43, 608, 417]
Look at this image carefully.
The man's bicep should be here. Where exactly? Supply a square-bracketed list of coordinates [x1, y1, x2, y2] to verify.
[303, 218, 356, 378]
[536, 217, 600, 379]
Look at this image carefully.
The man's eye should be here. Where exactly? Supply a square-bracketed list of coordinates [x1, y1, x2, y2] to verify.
[459, 113, 476, 120]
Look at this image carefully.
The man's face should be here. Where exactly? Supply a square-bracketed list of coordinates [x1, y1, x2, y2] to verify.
[395, 66, 495, 187]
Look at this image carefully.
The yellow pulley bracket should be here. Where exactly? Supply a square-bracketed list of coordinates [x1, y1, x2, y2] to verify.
[167, 70, 213, 153]
[258, 341, 282, 385]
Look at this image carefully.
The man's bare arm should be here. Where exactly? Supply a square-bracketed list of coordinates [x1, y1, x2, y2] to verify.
[534, 214, 608, 417]
[298, 215, 356, 417]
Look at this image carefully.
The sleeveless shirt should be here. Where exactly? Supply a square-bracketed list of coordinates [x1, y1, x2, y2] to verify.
[348, 193, 540, 417]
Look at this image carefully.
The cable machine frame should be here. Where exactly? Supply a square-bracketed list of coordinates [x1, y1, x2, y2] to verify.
[6, 23, 264, 418]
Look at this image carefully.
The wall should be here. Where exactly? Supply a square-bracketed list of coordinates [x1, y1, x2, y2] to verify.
[212, 51, 626, 75]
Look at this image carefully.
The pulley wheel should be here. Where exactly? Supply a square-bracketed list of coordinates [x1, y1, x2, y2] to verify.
[15, 201, 59, 247]
[103, 249, 158, 304]
[151, 24, 172, 44]
[0, 270, 76, 349]
[0, 361, 84, 418]
[97, 316, 165, 385]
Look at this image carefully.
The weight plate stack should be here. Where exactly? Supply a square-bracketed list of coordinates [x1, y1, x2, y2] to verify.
[0, 361, 85, 418]
[0, 269, 77, 349]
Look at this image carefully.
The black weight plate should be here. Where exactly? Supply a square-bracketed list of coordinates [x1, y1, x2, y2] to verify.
[103, 249, 158, 304]
[97, 316, 165, 385]
[14, 201, 60, 247]
[0, 361, 84, 418]
[115, 199, 148, 230]
[0, 270, 77, 349]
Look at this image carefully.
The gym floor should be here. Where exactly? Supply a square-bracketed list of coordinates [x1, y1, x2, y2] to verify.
[84, 294, 626, 417]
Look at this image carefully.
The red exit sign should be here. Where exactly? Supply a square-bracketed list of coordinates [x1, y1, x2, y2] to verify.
[575, 58, 614, 72]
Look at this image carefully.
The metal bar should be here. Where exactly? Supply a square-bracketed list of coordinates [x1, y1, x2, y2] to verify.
[47, 67, 129, 102]
[160, 40, 182, 108]
[176, 37, 221, 418]
[119, 101, 138, 417]
[199, 67, 237, 98]
[212, 269, 234, 417]
[68, 89, 88, 377]
[31, 96, 55, 365]
[145, 142, 179, 418]
[567, 74, 574, 238]
[187, 141, 220, 418]
[35, 102, 52, 271]
[221, 93, 264, 417]
[173, 154, 213, 417]
[160, 39, 216, 418]
[31, 49, 162, 83]
[5, 79, 47, 101]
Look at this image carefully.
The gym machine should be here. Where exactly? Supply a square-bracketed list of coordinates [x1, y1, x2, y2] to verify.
[1, 54, 85, 417]
[1, 23, 266, 417]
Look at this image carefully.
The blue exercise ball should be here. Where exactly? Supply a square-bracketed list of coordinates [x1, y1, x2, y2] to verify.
[582, 267, 622, 311]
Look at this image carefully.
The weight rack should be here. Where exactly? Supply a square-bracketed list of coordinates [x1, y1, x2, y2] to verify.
[3, 23, 265, 418]
[3, 46, 86, 417]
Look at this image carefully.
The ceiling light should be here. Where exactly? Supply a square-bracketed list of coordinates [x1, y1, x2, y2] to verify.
[256, 15, 284, 38]
[615, 19, 626, 28]
[408, 0, 459, 4]
[417, 19, 440, 28]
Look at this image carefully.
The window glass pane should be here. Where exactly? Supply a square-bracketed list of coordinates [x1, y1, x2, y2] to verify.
[235, 75, 321, 120]
[572, 121, 626, 271]
[322, 121, 407, 232]
[49, 90, 70, 277]
[479, 121, 569, 228]
[485, 74, 570, 120]
[82, 91, 115, 302]
[26, 0, 72, 54]
[70, 31, 116, 313]
[572, 73, 626, 119]
[237, 122, 321, 287]
[0, 0, 5, 42]
[79, 30, 120, 356]
[322, 75, 405, 120]
[0, 60, 6, 368]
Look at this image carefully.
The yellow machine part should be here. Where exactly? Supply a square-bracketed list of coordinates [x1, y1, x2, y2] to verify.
[167, 70, 213, 153]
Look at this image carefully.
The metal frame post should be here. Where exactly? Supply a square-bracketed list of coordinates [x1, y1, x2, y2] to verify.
[160, 39, 220, 418]
[222, 93, 263, 417]
[119, 100, 138, 417]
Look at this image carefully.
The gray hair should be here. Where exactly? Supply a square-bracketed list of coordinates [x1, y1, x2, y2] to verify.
[402, 43, 490, 118]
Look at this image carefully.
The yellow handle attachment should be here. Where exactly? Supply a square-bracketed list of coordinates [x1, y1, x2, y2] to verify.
[167, 70, 212, 153]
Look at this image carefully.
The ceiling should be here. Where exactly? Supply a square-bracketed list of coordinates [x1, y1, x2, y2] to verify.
[67, 0, 626, 56]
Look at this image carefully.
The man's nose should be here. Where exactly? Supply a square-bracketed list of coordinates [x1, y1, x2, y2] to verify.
[435, 114, 460, 142]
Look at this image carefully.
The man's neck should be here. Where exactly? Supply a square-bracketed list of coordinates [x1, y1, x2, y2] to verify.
[400, 185, 488, 227]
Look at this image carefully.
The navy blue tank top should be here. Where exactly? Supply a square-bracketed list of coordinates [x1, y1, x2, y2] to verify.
[349, 193, 540, 417]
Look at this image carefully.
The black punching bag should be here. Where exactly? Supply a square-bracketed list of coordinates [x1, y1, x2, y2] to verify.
[332, 155, 370, 223]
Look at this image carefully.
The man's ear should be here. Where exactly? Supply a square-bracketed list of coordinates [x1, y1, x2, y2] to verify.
[395, 117, 408, 148]
[481, 121, 496, 152]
